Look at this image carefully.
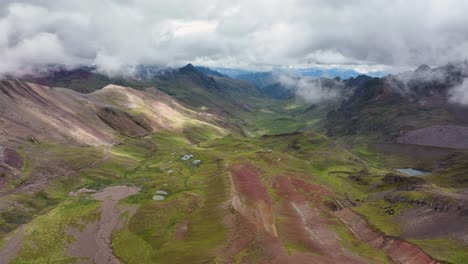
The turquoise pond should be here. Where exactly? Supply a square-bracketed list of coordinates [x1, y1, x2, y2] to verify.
[396, 168, 429, 176]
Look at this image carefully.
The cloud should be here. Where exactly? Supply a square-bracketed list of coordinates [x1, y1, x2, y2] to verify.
[449, 78, 468, 105]
[276, 73, 341, 103]
[386, 66, 447, 94]
[2, 0, 468, 76]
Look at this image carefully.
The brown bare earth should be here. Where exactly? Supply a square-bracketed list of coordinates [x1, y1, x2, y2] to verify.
[399, 207, 468, 243]
[335, 208, 439, 264]
[0, 226, 23, 264]
[174, 219, 189, 240]
[2, 148, 23, 170]
[0, 147, 23, 187]
[67, 186, 140, 264]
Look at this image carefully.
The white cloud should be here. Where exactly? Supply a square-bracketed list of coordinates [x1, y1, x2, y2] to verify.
[449, 78, 468, 105]
[1, 0, 468, 76]
[276, 73, 341, 103]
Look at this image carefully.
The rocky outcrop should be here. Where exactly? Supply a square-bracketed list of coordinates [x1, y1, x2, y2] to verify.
[380, 173, 426, 191]
[0, 147, 23, 185]
[96, 107, 150, 137]
[384, 191, 467, 214]
[2, 148, 23, 170]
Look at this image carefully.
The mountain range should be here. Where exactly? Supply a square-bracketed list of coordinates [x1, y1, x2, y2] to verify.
[0, 62, 467, 264]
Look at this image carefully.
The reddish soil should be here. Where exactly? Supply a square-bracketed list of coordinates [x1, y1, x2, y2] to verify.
[225, 164, 442, 263]
[335, 208, 439, 264]
[174, 219, 189, 240]
[225, 165, 369, 263]
[229, 163, 271, 204]
[272, 176, 368, 264]
[67, 186, 140, 264]
[228, 163, 277, 237]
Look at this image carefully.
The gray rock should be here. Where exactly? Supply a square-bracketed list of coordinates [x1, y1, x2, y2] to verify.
[181, 154, 193, 161]
[156, 190, 168, 195]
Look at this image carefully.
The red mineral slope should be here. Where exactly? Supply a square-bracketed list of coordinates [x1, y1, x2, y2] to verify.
[226, 164, 370, 263]
[335, 208, 439, 264]
[228, 163, 277, 237]
[272, 176, 368, 264]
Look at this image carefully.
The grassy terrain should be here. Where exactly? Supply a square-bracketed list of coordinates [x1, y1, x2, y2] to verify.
[409, 238, 468, 263]
[12, 198, 100, 264]
[1, 121, 467, 263]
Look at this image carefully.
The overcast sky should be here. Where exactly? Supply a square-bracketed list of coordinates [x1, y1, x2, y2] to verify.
[1, 0, 468, 76]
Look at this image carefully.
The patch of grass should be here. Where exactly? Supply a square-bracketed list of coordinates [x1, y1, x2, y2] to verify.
[11, 198, 99, 264]
[283, 240, 308, 255]
[331, 223, 390, 263]
[353, 201, 402, 236]
[409, 238, 468, 264]
[109, 132, 230, 263]
[112, 229, 153, 263]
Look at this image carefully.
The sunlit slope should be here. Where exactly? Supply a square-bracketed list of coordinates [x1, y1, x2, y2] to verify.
[0, 80, 226, 147]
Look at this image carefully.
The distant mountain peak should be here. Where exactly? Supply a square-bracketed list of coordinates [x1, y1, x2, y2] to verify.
[195, 66, 230, 78]
[415, 64, 432, 72]
[179, 63, 199, 74]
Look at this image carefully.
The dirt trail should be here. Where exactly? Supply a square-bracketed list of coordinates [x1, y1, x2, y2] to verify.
[68, 186, 140, 264]
[0, 226, 23, 264]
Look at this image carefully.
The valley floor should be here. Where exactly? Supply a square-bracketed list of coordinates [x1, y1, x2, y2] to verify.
[0, 129, 466, 263]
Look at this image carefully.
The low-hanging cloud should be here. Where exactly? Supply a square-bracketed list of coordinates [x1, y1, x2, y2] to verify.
[449, 78, 468, 105]
[384, 62, 468, 100]
[387, 66, 447, 95]
[2, 0, 468, 76]
[276, 74, 342, 103]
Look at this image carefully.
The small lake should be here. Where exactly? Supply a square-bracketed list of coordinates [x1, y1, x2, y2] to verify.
[396, 168, 429, 176]
[153, 195, 165, 201]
